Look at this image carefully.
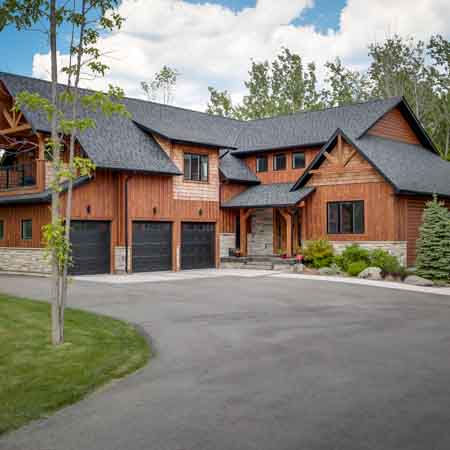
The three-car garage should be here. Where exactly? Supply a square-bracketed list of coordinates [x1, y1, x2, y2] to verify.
[69, 220, 216, 275]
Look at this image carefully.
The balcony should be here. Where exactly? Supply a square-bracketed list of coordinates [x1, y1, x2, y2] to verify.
[0, 162, 37, 191]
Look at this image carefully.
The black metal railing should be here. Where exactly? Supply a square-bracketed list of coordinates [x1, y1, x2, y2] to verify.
[0, 163, 36, 190]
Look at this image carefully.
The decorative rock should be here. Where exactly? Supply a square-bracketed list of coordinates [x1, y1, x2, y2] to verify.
[358, 267, 382, 280]
[319, 266, 341, 276]
[404, 275, 434, 286]
[291, 263, 305, 273]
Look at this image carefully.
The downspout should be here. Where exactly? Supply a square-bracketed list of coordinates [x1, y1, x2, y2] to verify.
[124, 175, 131, 273]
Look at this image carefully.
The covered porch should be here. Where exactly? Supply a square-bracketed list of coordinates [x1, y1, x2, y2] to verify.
[222, 183, 315, 258]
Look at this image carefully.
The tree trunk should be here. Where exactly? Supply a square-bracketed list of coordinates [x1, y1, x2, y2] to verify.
[49, 0, 63, 345]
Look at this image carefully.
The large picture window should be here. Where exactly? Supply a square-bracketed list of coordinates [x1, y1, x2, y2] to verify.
[184, 153, 208, 181]
[292, 152, 306, 169]
[256, 155, 268, 172]
[273, 153, 286, 171]
[21, 219, 32, 241]
[327, 201, 364, 234]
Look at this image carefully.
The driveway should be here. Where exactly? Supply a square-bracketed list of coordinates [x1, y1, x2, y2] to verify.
[1, 272, 450, 450]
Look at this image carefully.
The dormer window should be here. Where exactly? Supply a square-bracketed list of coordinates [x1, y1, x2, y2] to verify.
[184, 153, 208, 182]
[256, 155, 268, 172]
[273, 153, 286, 171]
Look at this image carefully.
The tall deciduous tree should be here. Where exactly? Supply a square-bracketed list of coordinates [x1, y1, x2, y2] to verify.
[141, 65, 179, 105]
[207, 48, 323, 120]
[321, 58, 371, 107]
[0, 0, 129, 344]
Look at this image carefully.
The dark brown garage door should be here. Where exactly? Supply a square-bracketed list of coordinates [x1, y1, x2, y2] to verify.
[181, 222, 215, 270]
[70, 221, 111, 275]
[132, 221, 172, 272]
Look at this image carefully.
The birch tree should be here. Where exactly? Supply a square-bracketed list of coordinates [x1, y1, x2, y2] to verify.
[0, 0, 129, 344]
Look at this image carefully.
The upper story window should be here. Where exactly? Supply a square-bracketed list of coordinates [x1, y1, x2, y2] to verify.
[256, 155, 268, 173]
[184, 153, 208, 182]
[292, 152, 306, 169]
[0, 220, 4, 240]
[273, 153, 286, 171]
[327, 201, 364, 234]
[21, 219, 32, 241]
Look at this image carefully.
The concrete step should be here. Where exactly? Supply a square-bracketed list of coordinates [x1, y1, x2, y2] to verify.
[243, 261, 274, 270]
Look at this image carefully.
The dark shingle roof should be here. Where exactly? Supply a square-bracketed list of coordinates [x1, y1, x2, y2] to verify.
[0, 176, 90, 205]
[0, 73, 181, 175]
[222, 183, 315, 208]
[219, 150, 259, 184]
[356, 135, 450, 197]
[292, 131, 450, 198]
[232, 97, 404, 154]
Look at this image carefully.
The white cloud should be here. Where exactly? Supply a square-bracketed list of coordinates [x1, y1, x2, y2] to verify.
[32, 0, 450, 111]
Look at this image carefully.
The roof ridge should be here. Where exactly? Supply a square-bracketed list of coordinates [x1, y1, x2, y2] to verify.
[0, 71, 244, 124]
[246, 97, 403, 123]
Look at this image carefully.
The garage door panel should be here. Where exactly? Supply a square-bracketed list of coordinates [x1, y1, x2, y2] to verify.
[181, 222, 215, 270]
[132, 222, 172, 272]
[70, 221, 111, 275]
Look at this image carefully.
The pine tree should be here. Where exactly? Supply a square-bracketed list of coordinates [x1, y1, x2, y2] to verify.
[416, 196, 450, 280]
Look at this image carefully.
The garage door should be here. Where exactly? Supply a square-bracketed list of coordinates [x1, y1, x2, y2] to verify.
[181, 222, 215, 270]
[70, 221, 111, 275]
[132, 221, 172, 272]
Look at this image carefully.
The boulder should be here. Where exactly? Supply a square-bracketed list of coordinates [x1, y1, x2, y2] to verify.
[358, 267, 382, 280]
[404, 275, 434, 287]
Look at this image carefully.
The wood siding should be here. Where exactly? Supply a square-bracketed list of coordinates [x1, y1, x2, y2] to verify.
[304, 137, 398, 241]
[368, 107, 420, 145]
[243, 147, 320, 184]
[219, 182, 248, 233]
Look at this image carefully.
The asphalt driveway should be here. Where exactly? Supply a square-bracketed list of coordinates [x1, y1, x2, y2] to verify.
[1, 273, 450, 450]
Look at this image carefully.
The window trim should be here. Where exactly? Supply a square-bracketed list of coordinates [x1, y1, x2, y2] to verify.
[21, 219, 32, 241]
[0, 220, 4, 240]
[292, 151, 306, 170]
[327, 201, 365, 235]
[273, 153, 287, 171]
[183, 152, 209, 182]
[256, 155, 268, 173]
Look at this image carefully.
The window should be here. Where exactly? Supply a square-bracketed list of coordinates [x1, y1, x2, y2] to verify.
[256, 155, 268, 172]
[327, 201, 364, 234]
[21, 219, 32, 240]
[0, 220, 3, 240]
[292, 152, 305, 169]
[184, 153, 208, 181]
[273, 153, 286, 171]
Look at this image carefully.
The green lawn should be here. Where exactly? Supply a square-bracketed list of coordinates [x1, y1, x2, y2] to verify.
[0, 293, 150, 435]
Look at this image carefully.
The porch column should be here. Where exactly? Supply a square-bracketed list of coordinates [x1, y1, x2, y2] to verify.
[279, 208, 293, 257]
[239, 208, 253, 257]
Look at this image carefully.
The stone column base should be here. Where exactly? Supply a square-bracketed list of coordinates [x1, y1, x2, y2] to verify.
[0, 247, 51, 274]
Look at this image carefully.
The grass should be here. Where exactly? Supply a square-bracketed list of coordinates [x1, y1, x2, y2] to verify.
[0, 293, 150, 435]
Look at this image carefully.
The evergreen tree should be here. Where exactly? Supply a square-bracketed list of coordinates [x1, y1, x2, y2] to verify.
[416, 196, 450, 280]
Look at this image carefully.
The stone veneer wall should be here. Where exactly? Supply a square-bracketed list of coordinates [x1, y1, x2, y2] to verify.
[330, 241, 407, 267]
[0, 247, 51, 273]
[220, 233, 235, 258]
[114, 246, 131, 273]
[248, 209, 273, 256]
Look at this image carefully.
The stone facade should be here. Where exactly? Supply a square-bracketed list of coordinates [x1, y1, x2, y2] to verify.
[114, 246, 131, 273]
[248, 209, 273, 256]
[0, 247, 51, 273]
[219, 233, 236, 258]
[330, 241, 407, 266]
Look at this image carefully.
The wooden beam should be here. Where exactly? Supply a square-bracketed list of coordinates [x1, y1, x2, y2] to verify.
[342, 148, 357, 167]
[323, 150, 338, 165]
[337, 134, 344, 165]
[2, 108, 14, 128]
[0, 123, 32, 135]
[239, 208, 251, 256]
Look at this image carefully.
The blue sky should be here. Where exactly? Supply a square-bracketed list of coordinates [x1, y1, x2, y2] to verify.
[1, 0, 449, 111]
[1, 0, 347, 77]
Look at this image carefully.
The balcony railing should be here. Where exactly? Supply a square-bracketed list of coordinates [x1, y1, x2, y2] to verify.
[0, 162, 37, 191]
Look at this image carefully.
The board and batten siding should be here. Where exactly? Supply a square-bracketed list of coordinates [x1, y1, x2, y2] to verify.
[367, 107, 420, 145]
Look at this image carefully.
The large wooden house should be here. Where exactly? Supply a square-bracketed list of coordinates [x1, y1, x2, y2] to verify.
[0, 72, 449, 275]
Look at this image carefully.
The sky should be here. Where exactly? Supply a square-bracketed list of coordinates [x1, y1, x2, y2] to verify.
[1, 0, 450, 111]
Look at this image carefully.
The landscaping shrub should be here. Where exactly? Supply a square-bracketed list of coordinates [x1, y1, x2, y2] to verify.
[416, 196, 450, 281]
[303, 239, 335, 268]
[347, 260, 369, 276]
[336, 244, 371, 272]
[370, 249, 401, 275]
